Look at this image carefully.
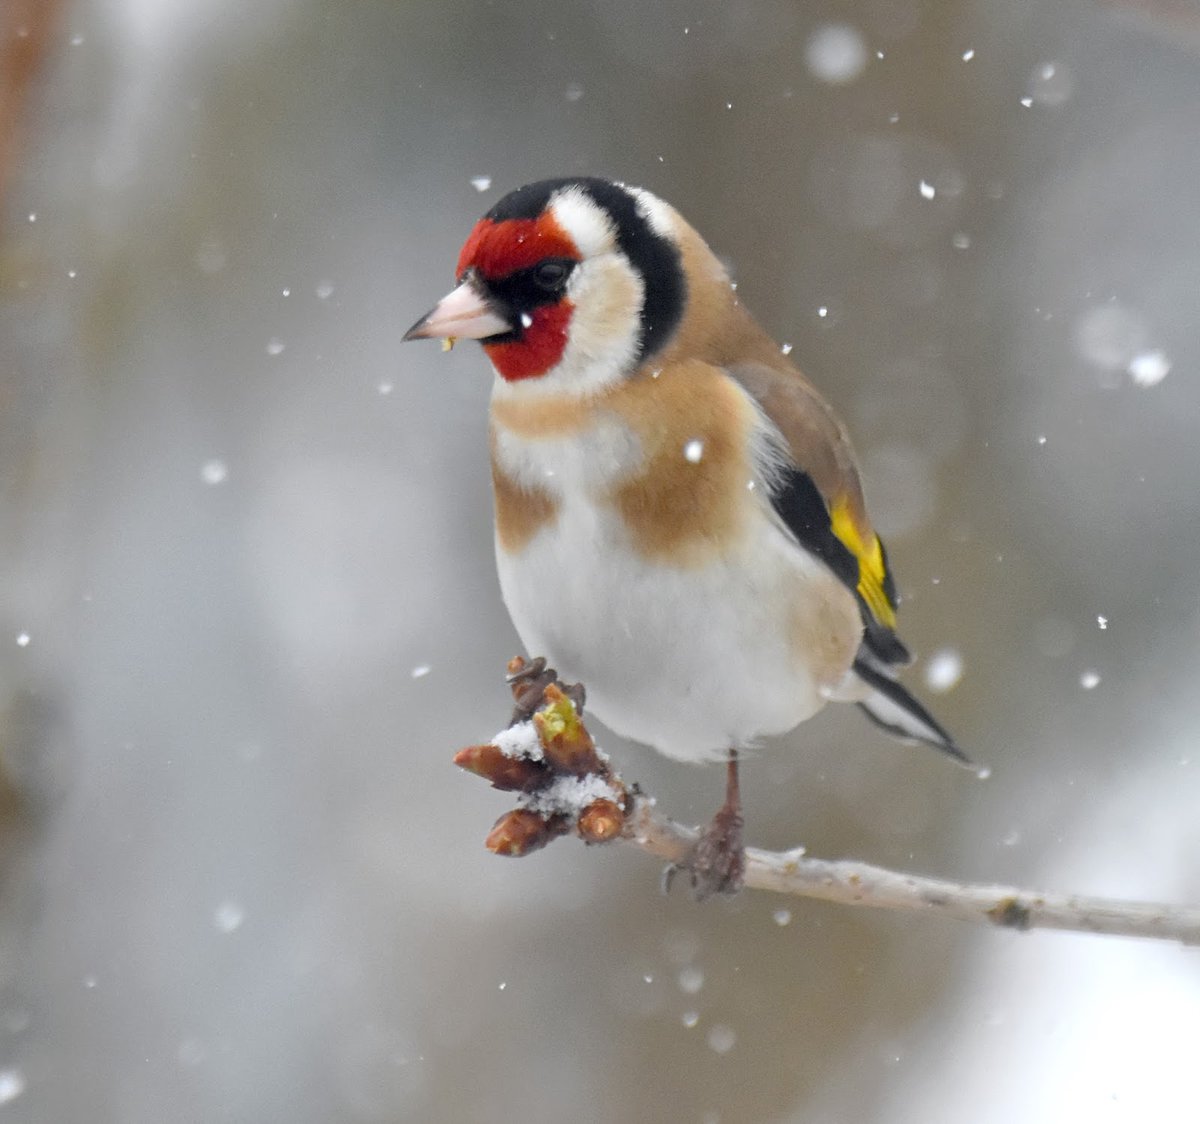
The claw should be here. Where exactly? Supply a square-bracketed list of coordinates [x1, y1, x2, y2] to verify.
[660, 749, 746, 899]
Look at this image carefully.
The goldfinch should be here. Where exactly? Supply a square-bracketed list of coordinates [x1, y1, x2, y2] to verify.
[405, 177, 965, 895]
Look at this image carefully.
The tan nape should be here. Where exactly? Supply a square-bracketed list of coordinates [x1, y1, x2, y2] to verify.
[658, 209, 881, 556]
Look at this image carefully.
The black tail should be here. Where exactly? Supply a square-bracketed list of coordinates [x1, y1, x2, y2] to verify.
[852, 657, 970, 765]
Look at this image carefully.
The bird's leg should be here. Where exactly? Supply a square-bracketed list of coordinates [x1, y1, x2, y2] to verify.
[670, 748, 746, 899]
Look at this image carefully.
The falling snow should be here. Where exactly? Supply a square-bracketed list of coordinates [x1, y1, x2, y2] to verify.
[804, 23, 868, 85]
[962, 48, 975, 61]
[1080, 670, 1101, 690]
[266, 338, 285, 356]
[410, 664, 432, 679]
[707, 1025, 737, 1054]
[15, 632, 30, 648]
[520, 312, 533, 329]
[677, 966, 705, 994]
[315, 281, 334, 299]
[200, 460, 228, 485]
[919, 179, 936, 199]
[773, 908, 792, 926]
[781, 342, 793, 355]
[470, 175, 492, 192]
[683, 439, 704, 463]
[1029, 61, 1074, 106]
[0, 1070, 25, 1106]
[924, 649, 964, 693]
[213, 901, 245, 933]
[1128, 350, 1170, 387]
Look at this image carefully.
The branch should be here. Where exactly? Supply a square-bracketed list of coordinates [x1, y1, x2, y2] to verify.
[456, 658, 1200, 946]
[623, 798, 1200, 944]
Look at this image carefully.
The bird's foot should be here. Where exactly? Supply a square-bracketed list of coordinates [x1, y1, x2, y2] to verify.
[663, 802, 746, 899]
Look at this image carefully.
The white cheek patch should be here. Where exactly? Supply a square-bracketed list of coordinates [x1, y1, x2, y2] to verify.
[548, 187, 616, 258]
[491, 252, 645, 401]
[628, 187, 677, 240]
[554, 255, 644, 395]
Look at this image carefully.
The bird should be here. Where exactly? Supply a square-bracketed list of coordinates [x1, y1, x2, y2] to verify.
[404, 176, 967, 896]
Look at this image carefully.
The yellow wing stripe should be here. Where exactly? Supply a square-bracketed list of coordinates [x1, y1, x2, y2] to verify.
[829, 498, 897, 631]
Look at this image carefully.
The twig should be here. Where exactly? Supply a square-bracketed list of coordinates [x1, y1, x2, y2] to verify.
[457, 658, 1200, 947]
[624, 798, 1200, 945]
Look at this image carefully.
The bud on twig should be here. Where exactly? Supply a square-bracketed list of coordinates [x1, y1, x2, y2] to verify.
[534, 684, 602, 776]
[577, 798, 626, 843]
[485, 809, 569, 856]
[452, 744, 548, 791]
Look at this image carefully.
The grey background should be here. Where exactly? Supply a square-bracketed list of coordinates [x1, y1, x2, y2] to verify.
[3, 0, 1200, 1120]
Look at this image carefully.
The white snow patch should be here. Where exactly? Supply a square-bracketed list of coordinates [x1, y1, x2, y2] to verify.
[492, 721, 544, 762]
[519, 774, 620, 816]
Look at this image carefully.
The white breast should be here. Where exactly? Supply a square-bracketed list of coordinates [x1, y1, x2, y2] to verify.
[492, 415, 854, 764]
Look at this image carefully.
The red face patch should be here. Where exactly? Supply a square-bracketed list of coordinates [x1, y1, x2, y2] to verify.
[456, 212, 581, 281]
[483, 302, 573, 382]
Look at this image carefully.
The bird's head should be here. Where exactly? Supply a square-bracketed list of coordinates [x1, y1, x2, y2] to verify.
[404, 177, 689, 394]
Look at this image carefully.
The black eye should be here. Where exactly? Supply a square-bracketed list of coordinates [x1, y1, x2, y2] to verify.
[533, 260, 572, 291]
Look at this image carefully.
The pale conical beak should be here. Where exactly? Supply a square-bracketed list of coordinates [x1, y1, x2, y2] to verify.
[402, 280, 512, 342]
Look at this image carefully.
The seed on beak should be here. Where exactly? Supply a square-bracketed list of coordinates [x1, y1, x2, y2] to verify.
[442, 337, 457, 352]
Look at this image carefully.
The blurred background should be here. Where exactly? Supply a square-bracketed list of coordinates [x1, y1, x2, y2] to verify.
[3, 0, 1200, 1120]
